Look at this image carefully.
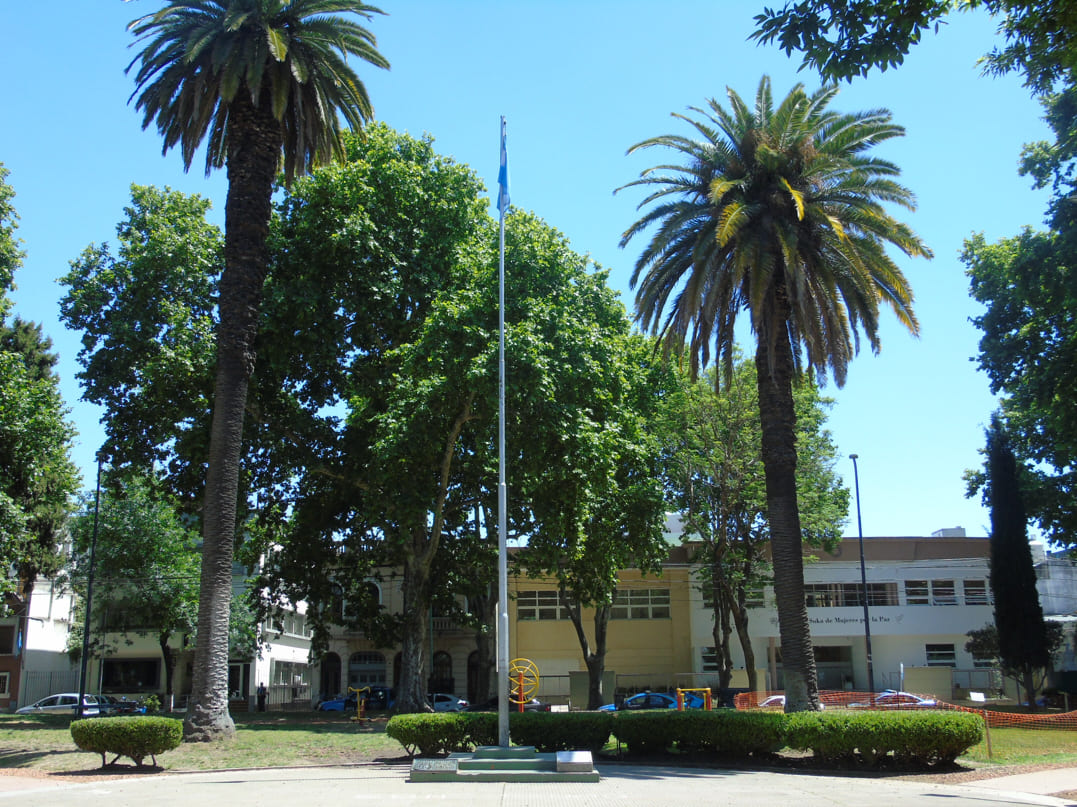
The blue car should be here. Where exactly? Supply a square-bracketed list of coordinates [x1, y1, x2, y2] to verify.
[598, 691, 705, 712]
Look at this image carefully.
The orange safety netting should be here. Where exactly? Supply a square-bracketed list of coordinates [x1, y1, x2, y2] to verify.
[733, 689, 1077, 729]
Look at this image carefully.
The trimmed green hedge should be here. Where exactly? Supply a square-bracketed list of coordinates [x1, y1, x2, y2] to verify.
[70, 716, 183, 768]
[612, 710, 784, 756]
[784, 710, 984, 766]
[385, 708, 983, 768]
[385, 711, 615, 756]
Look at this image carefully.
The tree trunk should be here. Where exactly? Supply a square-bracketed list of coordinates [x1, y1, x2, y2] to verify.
[184, 92, 282, 742]
[470, 582, 497, 704]
[754, 281, 820, 713]
[159, 634, 175, 696]
[563, 587, 611, 710]
[727, 577, 758, 693]
[710, 579, 733, 690]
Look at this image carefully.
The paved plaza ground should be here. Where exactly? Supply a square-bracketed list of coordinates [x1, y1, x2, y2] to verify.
[0, 762, 1075, 807]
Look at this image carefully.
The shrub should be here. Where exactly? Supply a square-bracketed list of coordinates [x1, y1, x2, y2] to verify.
[510, 712, 613, 752]
[70, 716, 183, 768]
[614, 710, 784, 757]
[386, 713, 472, 756]
[784, 710, 983, 766]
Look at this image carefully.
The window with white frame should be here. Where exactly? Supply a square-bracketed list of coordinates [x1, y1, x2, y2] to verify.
[805, 582, 898, 607]
[905, 580, 929, 605]
[925, 643, 957, 667]
[701, 646, 720, 672]
[963, 579, 991, 605]
[611, 588, 670, 620]
[516, 590, 570, 621]
[931, 580, 958, 606]
[701, 584, 766, 609]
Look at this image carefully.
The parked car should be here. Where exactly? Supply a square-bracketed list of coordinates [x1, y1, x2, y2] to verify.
[850, 690, 938, 709]
[597, 691, 704, 712]
[95, 694, 142, 715]
[465, 695, 552, 713]
[428, 692, 468, 712]
[16, 693, 99, 716]
[756, 694, 825, 710]
[315, 693, 355, 712]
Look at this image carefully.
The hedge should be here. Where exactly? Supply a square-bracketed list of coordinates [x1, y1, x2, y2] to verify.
[70, 716, 184, 768]
[385, 711, 615, 756]
[784, 710, 984, 766]
[385, 708, 982, 768]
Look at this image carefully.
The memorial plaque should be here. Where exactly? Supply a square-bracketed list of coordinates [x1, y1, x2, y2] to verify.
[411, 758, 458, 772]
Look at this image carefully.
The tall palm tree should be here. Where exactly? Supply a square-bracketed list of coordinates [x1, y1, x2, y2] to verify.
[128, 0, 388, 740]
[619, 76, 930, 711]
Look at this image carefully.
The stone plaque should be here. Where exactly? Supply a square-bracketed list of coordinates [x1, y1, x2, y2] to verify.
[411, 758, 458, 772]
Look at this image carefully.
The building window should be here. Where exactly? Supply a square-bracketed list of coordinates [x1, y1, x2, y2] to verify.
[905, 580, 929, 605]
[925, 643, 957, 667]
[229, 662, 251, 699]
[963, 580, 991, 605]
[0, 626, 14, 655]
[102, 658, 161, 692]
[971, 649, 996, 669]
[516, 590, 569, 621]
[701, 647, 720, 673]
[0, 672, 8, 696]
[805, 583, 898, 607]
[702, 584, 766, 609]
[348, 652, 386, 688]
[931, 580, 958, 606]
[611, 588, 670, 620]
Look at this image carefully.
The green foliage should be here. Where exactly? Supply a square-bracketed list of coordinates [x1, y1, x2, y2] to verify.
[0, 319, 78, 597]
[59, 185, 221, 510]
[783, 710, 983, 766]
[127, 0, 389, 183]
[385, 712, 615, 756]
[141, 695, 162, 714]
[0, 163, 22, 309]
[509, 712, 614, 752]
[69, 716, 182, 768]
[751, 1, 1077, 94]
[612, 710, 786, 756]
[385, 713, 474, 756]
[65, 474, 200, 693]
[964, 230, 1077, 544]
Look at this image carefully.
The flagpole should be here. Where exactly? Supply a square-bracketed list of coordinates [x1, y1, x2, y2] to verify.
[496, 115, 510, 749]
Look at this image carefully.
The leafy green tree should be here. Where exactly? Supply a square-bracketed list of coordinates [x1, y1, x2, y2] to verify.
[515, 333, 671, 711]
[619, 76, 929, 711]
[751, 1, 1077, 92]
[660, 360, 847, 693]
[965, 621, 1062, 702]
[66, 475, 201, 697]
[963, 229, 1077, 543]
[0, 163, 22, 314]
[60, 185, 221, 509]
[127, 0, 388, 740]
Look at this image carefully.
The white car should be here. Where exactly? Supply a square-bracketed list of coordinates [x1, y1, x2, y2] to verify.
[427, 692, 468, 712]
[17, 693, 100, 715]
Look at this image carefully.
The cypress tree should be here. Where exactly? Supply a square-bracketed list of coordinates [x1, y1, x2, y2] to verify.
[986, 414, 1050, 709]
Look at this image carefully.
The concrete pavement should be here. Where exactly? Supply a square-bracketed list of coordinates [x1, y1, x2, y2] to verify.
[0, 763, 1075, 807]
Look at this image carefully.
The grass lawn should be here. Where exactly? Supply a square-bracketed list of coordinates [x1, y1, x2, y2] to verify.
[1, 711, 1077, 775]
[0, 712, 403, 773]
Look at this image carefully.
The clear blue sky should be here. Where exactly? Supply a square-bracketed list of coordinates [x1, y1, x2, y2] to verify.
[1, 1, 1053, 539]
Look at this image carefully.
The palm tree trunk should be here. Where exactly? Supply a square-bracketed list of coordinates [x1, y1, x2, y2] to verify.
[754, 286, 820, 713]
[184, 92, 282, 742]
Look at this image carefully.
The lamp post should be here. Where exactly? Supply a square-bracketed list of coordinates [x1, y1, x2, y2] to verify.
[849, 454, 875, 695]
[76, 456, 103, 719]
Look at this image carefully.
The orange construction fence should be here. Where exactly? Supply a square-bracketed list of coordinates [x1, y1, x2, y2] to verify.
[733, 689, 1077, 729]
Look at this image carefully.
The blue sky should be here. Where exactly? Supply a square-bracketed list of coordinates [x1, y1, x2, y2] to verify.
[1, 1, 1054, 538]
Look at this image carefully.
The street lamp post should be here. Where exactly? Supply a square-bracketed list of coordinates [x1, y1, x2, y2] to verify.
[849, 454, 875, 696]
[76, 457, 103, 719]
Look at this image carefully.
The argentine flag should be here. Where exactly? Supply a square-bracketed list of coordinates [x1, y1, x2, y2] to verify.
[498, 116, 510, 216]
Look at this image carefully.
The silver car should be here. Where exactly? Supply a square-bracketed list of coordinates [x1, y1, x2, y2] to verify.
[16, 693, 100, 715]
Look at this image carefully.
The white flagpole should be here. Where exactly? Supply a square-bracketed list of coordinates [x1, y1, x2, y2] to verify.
[496, 115, 510, 748]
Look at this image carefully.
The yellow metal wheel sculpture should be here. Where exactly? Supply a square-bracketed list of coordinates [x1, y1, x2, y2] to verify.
[508, 658, 540, 703]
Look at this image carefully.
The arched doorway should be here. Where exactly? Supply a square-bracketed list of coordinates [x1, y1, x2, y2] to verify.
[348, 651, 387, 689]
[319, 653, 342, 699]
[429, 650, 453, 694]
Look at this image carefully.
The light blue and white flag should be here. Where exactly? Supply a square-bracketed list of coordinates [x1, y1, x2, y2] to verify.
[498, 116, 510, 216]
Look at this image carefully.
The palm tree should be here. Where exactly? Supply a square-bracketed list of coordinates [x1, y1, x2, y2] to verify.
[128, 0, 388, 740]
[619, 76, 930, 711]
